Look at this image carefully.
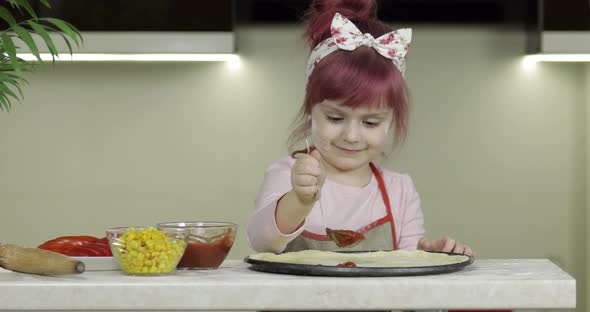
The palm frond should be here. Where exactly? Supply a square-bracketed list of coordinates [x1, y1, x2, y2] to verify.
[6, 0, 37, 20]
[12, 24, 40, 61]
[0, 91, 12, 112]
[39, 18, 82, 46]
[0, 6, 17, 27]
[0, 71, 26, 98]
[28, 22, 57, 57]
[38, 0, 51, 8]
[0, 0, 82, 112]
[1, 33, 22, 73]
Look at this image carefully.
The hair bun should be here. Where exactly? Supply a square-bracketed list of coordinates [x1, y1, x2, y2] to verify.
[312, 0, 376, 20]
[304, 0, 377, 47]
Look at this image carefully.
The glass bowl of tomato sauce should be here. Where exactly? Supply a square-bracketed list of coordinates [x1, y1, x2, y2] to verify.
[156, 221, 237, 270]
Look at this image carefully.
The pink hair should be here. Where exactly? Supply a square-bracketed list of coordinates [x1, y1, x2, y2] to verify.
[288, 0, 410, 152]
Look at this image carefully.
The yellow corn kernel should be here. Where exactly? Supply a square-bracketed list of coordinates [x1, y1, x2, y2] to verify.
[114, 227, 185, 274]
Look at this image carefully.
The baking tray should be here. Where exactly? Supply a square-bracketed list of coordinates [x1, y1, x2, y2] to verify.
[244, 251, 473, 277]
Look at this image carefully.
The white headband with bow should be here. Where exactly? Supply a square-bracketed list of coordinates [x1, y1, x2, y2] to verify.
[306, 13, 412, 80]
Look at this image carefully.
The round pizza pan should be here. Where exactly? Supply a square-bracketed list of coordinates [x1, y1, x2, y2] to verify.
[244, 251, 473, 277]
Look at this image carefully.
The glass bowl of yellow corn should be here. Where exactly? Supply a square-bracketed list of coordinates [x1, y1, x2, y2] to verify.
[106, 226, 188, 275]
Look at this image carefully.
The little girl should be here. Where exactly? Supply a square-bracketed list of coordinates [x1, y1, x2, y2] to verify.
[246, 0, 474, 257]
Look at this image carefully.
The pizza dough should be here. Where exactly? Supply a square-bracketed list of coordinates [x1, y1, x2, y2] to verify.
[248, 250, 469, 267]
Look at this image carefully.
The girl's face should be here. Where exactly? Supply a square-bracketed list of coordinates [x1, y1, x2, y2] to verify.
[310, 100, 393, 173]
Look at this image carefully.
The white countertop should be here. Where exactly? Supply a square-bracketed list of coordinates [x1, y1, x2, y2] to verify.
[0, 259, 575, 311]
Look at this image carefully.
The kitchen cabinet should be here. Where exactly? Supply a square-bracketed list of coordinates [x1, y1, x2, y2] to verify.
[0, 259, 575, 310]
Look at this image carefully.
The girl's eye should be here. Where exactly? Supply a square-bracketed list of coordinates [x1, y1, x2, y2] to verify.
[363, 120, 380, 127]
[326, 115, 344, 123]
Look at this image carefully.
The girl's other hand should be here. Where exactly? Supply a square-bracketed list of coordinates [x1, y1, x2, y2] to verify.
[291, 150, 326, 206]
[417, 237, 476, 257]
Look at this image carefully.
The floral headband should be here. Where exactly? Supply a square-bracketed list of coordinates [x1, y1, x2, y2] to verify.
[306, 13, 412, 81]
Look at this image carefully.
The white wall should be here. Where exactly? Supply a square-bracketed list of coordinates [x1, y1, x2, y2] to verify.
[0, 24, 585, 311]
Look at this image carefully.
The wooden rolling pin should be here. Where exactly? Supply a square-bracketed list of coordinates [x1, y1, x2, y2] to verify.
[0, 242, 84, 275]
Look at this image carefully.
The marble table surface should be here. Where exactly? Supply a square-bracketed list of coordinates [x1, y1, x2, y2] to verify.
[0, 259, 575, 311]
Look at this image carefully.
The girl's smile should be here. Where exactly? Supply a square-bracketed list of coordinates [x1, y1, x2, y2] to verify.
[336, 146, 366, 153]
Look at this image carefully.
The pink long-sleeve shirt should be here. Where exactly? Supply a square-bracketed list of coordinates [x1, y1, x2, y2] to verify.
[246, 156, 425, 253]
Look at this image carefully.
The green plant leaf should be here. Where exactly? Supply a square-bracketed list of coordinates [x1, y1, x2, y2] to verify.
[0, 62, 32, 75]
[5, 0, 20, 9]
[0, 72, 28, 84]
[0, 83, 12, 111]
[6, 0, 37, 19]
[28, 21, 57, 57]
[0, 33, 22, 73]
[39, 0, 51, 8]
[13, 0, 36, 20]
[0, 68, 30, 112]
[0, 79, 19, 101]
[0, 95, 10, 111]
[0, 72, 25, 99]
[39, 17, 82, 46]
[0, 6, 17, 27]
[54, 31, 73, 57]
[0, 1, 83, 112]
[12, 24, 41, 61]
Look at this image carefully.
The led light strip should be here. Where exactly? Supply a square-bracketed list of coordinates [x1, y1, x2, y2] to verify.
[524, 54, 590, 63]
[16, 53, 240, 63]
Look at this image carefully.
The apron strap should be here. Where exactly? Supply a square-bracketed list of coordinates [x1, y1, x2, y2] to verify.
[369, 163, 398, 250]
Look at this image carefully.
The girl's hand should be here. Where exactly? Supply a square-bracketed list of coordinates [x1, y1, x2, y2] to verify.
[291, 150, 326, 206]
[417, 237, 476, 257]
